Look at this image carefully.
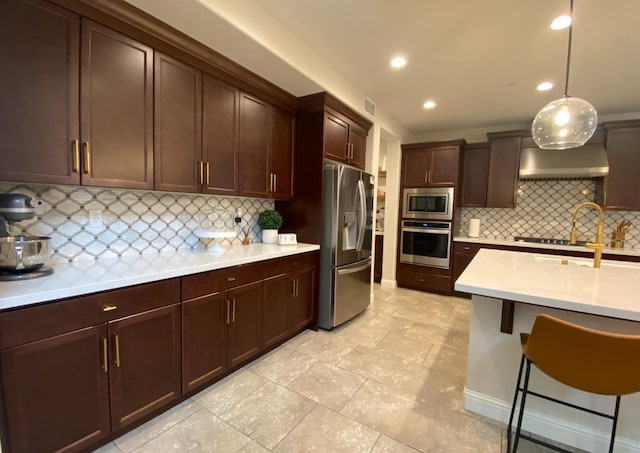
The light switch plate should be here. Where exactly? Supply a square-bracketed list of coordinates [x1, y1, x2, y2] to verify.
[278, 233, 297, 245]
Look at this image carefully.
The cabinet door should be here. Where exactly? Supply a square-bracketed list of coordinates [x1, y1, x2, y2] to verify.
[460, 145, 490, 207]
[289, 267, 316, 332]
[202, 74, 239, 195]
[602, 126, 640, 210]
[270, 107, 294, 200]
[0, 0, 80, 185]
[1, 325, 110, 453]
[486, 136, 521, 208]
[239, 93, 270, 198]
[109, 304, 181, 431]
[401, 148, 429, 187]
[429, 146, 460, 186]
[182, 293, 227, 393]
[154, 53, 202, 193]
[227, 281, 263, 369]
[348, 123, 368, 170]
[80, 20, 153, 189]
[324, 112, 349, 163]
[262, 273, 291, 349]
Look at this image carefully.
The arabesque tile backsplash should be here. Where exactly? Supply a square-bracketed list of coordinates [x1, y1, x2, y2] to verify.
[0, 183, 274, 263]
[459, 179, 640, 249]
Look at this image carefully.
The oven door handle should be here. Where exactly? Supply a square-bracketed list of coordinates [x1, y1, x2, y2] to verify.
[402, 228, 451, 234]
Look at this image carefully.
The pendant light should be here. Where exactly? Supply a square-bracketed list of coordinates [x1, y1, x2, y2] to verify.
[531, 0, 597, 150]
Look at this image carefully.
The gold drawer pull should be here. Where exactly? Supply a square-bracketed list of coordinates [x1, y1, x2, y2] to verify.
[72, 139, 80, 173]
[83, 141, 91, 174]
[114, 334, 121, 367]
[102, 337, 108, 373]
[226, 299, 231, 325]
[102, 305, 117, 312]
[232, 298, 236, 323]
[227, 276, 236, 282]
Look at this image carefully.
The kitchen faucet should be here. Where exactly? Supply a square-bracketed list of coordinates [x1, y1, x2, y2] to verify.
[569, 202, 604, 268]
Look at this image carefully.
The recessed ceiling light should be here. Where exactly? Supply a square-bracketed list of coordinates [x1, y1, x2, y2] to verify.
[537, 82, 553, 91]
[550, 15, 571, 30]
[423, 100, 436, 109]
[390, 56, 407, 68]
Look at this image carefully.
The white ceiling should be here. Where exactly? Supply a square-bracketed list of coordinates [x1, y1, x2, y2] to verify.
[128, 0, 640, 137]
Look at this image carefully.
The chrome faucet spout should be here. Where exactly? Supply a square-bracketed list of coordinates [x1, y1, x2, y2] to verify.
[569, 202, 604, 268]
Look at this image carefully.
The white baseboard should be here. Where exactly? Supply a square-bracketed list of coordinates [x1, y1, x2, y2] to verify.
[380, 278, 397, 289]
[463, 387, 639, 453]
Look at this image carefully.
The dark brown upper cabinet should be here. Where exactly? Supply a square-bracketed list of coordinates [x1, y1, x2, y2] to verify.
[601, 120, 640, 211]
[0, 0, 80, 186]
[154, 52, 203, 193]
[486, 132, 523, 208]
[238, 93, 294, 200]
[203, 74, 240, 196]
[324, 109, 368, 169]
[459, 143, 490, 207]
[80, 20, 154, 190]
[400, 141, 464, 188]
[0, 5, 153, 190]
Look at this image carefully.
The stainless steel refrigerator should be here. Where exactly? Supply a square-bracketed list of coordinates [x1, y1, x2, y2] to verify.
[319, 161, 374, 330]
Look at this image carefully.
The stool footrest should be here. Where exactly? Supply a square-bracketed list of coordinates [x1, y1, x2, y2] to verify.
[522, 388, 616, 420]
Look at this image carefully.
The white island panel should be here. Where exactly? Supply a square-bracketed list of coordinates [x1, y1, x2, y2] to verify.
[455, 249, 640, 453]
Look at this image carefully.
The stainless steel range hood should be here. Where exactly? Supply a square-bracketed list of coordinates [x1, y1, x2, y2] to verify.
[519, 144, 609, 179]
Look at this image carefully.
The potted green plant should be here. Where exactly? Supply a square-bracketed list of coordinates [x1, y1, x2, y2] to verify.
[257, 209, 283, 244]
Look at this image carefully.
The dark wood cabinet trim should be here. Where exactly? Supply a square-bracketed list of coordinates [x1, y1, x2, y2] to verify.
[50, 0, 296, 112]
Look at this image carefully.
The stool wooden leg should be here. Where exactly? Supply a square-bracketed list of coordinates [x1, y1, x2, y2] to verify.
[513, 358, 532, 452]
[609, 396, 621, 453]
[507, 354, 526, 452]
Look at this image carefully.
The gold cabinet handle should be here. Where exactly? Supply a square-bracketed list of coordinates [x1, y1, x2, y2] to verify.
[114, 334, 121, 368]
[295, 278, 299, 297]
[273, 173, 277, 193]
[232, 298, 236, 323]
[83, 142, 91, 174]
[198, 161, 204, 185]
[425, 170, 428, 183]
[72, 140, 80, 173]
[102, 337, 108, 373]
[603, 190, 607, 205]
[291, 278, 296, 297]
[350, 143, 354, 159]
[102, 305, 117, 312]
[205, 161, 210, 186]
[226, 299, 231, 325]
[227, 276, 236, 282]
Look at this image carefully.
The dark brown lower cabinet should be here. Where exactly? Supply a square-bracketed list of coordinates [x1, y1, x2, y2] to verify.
[228, 281, 263, 369]
[108, 304, 181, 431]
[396, 264, 452, 295]
[182, 292, 227, 393]
[0, 303, 180, 453]
[0, 253, 317, 453]
[1, 326, 110, 453]
[262, 265, 316, 349]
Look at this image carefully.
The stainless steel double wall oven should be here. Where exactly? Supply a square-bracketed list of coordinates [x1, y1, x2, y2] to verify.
[400, 187, 453, 268]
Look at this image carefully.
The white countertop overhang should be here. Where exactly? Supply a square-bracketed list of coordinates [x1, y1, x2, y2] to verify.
[455, 248, 640, 322]
[0, 243, 320, 311]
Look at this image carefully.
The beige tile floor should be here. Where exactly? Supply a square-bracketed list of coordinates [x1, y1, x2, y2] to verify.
[93, 285, 566, 453]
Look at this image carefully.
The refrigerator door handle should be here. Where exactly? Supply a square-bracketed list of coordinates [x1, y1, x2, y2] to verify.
[356, 179, 366, 252]
[337, 259, 371, 275]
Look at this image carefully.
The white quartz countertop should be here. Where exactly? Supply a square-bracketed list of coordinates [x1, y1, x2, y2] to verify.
[455, 248, 640, 321]
[0, 243, 320, 311]
[453, 236, 640, 257]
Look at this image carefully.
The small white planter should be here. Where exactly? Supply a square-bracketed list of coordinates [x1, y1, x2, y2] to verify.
[261, 229, 279, 244]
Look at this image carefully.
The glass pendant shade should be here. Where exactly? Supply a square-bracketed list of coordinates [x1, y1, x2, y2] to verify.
[531, 95, 598, 149]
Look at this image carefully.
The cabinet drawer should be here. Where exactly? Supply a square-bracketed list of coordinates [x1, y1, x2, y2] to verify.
[263, 252, 318, 278]
[453, 242, 482, 255]
[0, 279, 180, 350]
[397, 269, 451, 294]
[182, 262, 263, 300]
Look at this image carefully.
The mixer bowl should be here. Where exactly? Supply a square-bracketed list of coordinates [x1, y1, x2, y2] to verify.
[0, 236, 51, 273]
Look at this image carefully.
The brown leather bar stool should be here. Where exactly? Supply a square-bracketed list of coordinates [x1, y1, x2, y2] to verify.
[506, 314, 640, 452]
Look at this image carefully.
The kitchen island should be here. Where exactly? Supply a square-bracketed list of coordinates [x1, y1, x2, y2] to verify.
[455, 249, 640, 453]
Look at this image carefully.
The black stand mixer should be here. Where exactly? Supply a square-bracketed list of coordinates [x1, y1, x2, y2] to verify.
[0, 193, 53, 280]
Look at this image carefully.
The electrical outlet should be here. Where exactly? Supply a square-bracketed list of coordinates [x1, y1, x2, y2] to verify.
[89, 210, 103, 228]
